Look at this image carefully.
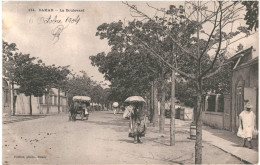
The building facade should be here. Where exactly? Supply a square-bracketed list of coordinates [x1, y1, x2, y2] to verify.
[231, 57, 258, 132]
[202, 47, 258, 132]
[2, 85, 68, 115]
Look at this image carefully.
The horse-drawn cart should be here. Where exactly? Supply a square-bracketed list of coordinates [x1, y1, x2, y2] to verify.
[70, 96, 91, 121]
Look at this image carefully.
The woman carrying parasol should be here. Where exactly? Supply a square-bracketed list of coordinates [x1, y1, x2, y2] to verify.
[123, 96, 147, 144]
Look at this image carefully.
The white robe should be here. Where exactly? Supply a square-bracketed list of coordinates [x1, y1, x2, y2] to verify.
[237, 110, 257, 139]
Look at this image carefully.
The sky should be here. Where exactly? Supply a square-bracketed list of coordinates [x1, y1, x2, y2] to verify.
[2, 1, 258, 88]
[2, 1, 181, 87]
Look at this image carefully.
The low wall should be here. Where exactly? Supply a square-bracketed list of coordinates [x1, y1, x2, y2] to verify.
[40, 105, 68, 114]
[15, 94, 67, 115]
[16, 94, 40, 115]
[202, 111, 224, 129]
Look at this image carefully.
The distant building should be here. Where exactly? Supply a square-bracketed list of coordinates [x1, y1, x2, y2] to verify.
[2, 83, 68, 115]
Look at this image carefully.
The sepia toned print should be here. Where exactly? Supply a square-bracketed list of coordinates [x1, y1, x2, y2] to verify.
[2, 1, 258, 164]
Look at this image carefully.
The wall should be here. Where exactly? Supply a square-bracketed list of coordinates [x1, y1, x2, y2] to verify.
[15, 94, 67, 115]
[202, 94, 224, 129]
[16, 94, 41, 114]
[223, 95, 231, 130]
[202, 94, 231, 130]
[40, 96, 68, 113]
[231, 61, 258, 132]
[202, 111, 223, 129]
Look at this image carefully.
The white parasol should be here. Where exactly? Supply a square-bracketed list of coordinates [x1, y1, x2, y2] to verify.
[124, 96, 146, 103]
[113, 102, 119, 107]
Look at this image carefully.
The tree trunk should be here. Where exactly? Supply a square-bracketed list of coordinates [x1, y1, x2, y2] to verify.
[150, 81, 154, 123]
[46, 89, 50, 114]
[29, 95, 32, 116]
[159, 79, 166, 133]
[12, 81, 16, 116]
[170, 70, 176, 146]
[58, 88, 60, 113]
[153, 79, 159, 127]
[66, 92, 69, 113]
[147, 95, 151, 122]
[195, 79, 203, 164]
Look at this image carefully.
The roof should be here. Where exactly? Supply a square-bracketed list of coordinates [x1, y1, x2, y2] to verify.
[228, 47, 253, 62]
[234, 57, 258, 71]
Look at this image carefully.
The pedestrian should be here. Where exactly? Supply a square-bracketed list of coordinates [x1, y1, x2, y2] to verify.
[124, 103, 146, 144]
[237, 101, 257, 149]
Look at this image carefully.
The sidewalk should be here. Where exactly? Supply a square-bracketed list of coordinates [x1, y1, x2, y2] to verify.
[203, 125, 258, 164]
[163, 118, 258, 164]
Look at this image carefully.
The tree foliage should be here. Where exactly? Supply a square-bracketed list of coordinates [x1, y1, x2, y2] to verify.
[242, 1, 258, 31]
[90, 22, 160, 102]
[3, 40, 71, 115]
[64, 73, 109, 107]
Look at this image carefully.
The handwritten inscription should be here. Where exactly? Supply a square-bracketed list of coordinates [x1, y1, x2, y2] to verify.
[37, 15, 80, 25]
[38, 15, 62, 24]
[52, 25, 64, 43]
[29, 14, 81, 43]
[65, 15, 80, 24]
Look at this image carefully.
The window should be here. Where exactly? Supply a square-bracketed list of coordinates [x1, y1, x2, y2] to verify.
[218, 95, 224, 112]
[207, 95, 216, 112]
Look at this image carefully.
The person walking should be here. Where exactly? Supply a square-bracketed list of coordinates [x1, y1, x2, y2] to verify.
[130, 103, 146, 144]
[113, 102, 119, 115]
[237, 101, 257, 149]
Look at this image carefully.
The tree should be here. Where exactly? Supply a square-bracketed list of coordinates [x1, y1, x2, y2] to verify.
[50, 65, 70, 113]
[92, 19, 180, 129]
[3, 41, 71, 115]
[15, 63, 47, 115]
[121, 2, 250, 163]
[64, 72, 108, 109]
[3, 41, 18, 115]
[90, 43, 159, 109]
[3, 41, 36, 115]
[39, 64, 70, 114]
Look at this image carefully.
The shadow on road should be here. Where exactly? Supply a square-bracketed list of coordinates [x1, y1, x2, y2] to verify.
[118, 139, 134, 143]
[3, 115, 47, 124]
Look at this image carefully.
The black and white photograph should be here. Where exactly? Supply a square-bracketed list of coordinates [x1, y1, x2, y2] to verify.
[2, 1, 259, 164]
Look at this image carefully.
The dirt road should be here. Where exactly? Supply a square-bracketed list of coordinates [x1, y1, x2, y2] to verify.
[3, 111, 243, 164]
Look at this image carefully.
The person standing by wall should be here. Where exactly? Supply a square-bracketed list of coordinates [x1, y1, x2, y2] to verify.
[237, 101, 257, 149]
